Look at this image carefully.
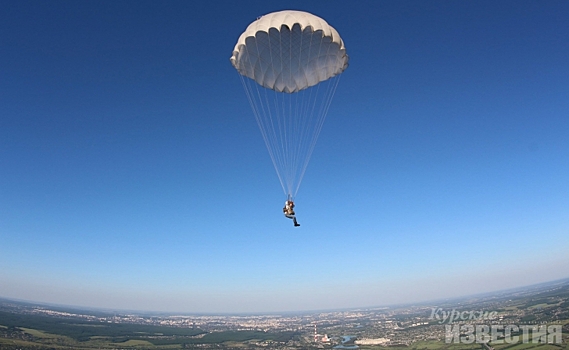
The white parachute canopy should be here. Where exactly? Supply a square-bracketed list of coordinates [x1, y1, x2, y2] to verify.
[231, 10, 348, 198]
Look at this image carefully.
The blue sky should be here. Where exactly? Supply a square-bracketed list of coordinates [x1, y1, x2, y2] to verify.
[1, 0, 568, 313]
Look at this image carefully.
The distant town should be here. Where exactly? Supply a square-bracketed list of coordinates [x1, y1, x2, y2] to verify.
[1, 278, 569, 349]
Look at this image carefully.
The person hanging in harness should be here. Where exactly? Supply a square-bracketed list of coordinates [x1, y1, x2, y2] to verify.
[283, 198, 300, 227]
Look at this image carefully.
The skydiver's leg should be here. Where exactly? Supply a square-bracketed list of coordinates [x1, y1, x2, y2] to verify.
[285, 214, 300, 226]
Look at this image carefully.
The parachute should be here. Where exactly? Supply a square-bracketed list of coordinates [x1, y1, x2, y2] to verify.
[231, 10, 348, 199]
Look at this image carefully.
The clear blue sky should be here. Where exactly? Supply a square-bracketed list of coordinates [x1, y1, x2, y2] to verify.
[1, 0, 568, 313]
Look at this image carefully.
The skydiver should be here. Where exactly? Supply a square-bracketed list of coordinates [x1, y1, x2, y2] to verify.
[283, 199, 300, 227]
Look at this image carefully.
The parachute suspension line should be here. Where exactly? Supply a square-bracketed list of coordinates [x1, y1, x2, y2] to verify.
[261, 72, 286, 182]
[290, 26, 309, 197]
[271, 25, 299, 197]
[263, 83, 288, 193]
[288, 28, 315, 197]
[295, 74, 342, 196]
[280, 26, 293, 196]
[291, 32, 342, 197]
[239, 44, 288, 195]
[287, 25, 296, 196]
[239, 75, 287, 195]
[284, 26, 320, 198]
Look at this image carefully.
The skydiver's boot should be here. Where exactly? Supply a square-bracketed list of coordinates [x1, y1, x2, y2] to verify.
[293, 218, 300, 227]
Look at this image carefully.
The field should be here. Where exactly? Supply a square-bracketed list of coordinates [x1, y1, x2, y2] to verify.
[0, 311, 298, 349]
